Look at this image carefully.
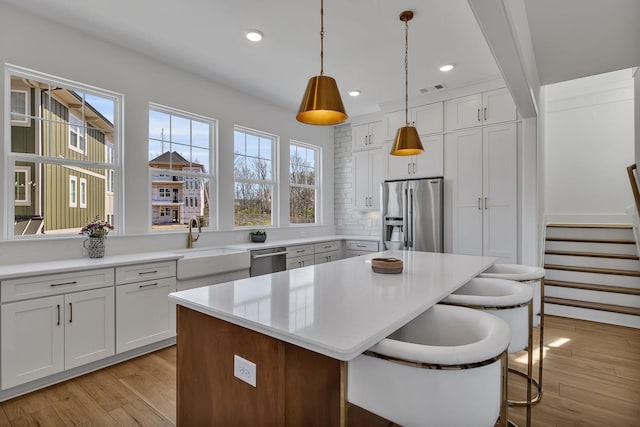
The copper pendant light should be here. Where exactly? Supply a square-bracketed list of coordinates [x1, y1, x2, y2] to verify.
[296, 0, 347, 125]
[390, 11, 424, 156]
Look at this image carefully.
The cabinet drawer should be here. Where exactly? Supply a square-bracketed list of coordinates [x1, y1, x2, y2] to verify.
[286, 245, 314, 258]
[345, 240, 379, 252]
[345, 250, 375, 258]
[314, 250, 341, 264]
[1, 268, 114, 303]
[115, 261, 176, 285]
[314, 241, 341, 254]
[286, 255, 314, 270]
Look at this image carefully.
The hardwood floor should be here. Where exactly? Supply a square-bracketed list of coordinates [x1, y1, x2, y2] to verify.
[0, 315, 638, 426]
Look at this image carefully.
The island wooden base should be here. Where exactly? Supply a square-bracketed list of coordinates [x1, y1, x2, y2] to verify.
[177, 306, 347, 426]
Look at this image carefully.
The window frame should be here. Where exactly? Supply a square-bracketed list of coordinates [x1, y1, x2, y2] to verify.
[10, 89, 30, 127]
[79, 177, 87, 208]
[289, 140, 321, 225]
[233, 126, 279, 228]
[14, 166, 31, 206]
[68, 112, 86, 154]
[148, 103, 217, 231]
[4, 64, 123, 240]
[69, 175, 78, 208]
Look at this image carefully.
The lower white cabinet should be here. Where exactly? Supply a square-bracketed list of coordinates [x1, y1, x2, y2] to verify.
[314, 250, 341, 264]
[116, 277, 176, 353]
[1, 287, 115, 389]
[344, 240, 379, 258]
[286, 255, 314, 270]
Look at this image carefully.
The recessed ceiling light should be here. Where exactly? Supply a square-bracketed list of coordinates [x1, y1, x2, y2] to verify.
[439, 64, 454, 72]
[348, 90, 361, 97]
[245, 30, 263, 42]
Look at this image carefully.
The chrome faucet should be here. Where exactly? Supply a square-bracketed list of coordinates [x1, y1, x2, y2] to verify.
[187, 216, 201, 248]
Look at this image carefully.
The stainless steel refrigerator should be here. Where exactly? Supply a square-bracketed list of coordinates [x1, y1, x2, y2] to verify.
[381, 178, 444, 252]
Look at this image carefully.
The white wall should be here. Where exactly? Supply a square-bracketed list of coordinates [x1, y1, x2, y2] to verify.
[0, 4, 336, 264]
[542, 69, 635, 224]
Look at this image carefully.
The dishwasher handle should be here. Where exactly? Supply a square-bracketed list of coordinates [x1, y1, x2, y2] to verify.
[252, 250, 288, 259]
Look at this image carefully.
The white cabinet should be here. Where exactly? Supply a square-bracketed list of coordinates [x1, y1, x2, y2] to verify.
[386, 134, 444, 180]
[115, 262, 177, 353]
[344, 240, 379, 258]
[446, 123, 517, 263]
[384, 102, 443, 139]
[444, 88, 516, 131]
[352, 121, 383, 149]
[313, 241, 342, 264]
[1, 286, 114, 389]
[286, 245, 315, 270]
[354, 148, 383, 210]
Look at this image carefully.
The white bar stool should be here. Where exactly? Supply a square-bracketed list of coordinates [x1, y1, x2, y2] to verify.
[348, 304, 511, 427]
[480, 263, 546, 405]
[441, 278, 534, 427]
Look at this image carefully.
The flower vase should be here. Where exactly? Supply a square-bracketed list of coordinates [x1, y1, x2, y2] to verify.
[84, 237, 106, 258]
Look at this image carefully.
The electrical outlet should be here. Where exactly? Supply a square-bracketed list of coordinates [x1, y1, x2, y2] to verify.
[234, 355, 256, 387]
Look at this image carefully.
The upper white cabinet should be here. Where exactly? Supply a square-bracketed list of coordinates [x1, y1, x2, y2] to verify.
[354, 148, 384, 210]
[444, 88, 516, 132]
[384, 102, 443, 140]
[446, 123, 517, 263]
[352, 121, 383, 150]
[386, 134, 444, 180]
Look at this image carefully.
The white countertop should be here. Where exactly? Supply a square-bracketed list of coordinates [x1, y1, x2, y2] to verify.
[169, 250, 495, 361]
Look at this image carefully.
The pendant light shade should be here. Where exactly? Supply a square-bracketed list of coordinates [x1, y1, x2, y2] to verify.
[297, 75, 347, 125]
[390, 10, 424, 156]
[297, 0, 347, 125]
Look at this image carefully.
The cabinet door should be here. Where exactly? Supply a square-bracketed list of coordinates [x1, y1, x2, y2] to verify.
[369, 148, 384, 210]
[386, 143, 413, 180]
[444, 94, 482, 131]
[383, 110, 405, 140]
[116, 278, 177, 353]
[286, 255, 314, 270]
[65, 287, 115, 370]
[413, 103, 443, 135]
[1, 295, 64, 389]
[313, 250, 342, 265]
[367, 121, 383, 147]
[482, 124, 517, 262]
[449, 128, 483, 256]
[353, 150, 370, 209]
[482, 88, 516, 126]
[352, 123, 371, 150]
[413, 134, 444, 178]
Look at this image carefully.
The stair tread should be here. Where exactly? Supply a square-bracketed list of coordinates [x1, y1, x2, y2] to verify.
[544, 249, 640, 260]
[545, 279, 640, 295]
[545, 297, 640, 316]
[547, 223, 633, 229]
[545, 237, 636, 244]
[544, 264, 640, 277]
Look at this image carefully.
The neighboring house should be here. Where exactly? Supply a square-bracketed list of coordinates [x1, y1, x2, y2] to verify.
[149, 151, 207, 226]
[11, 77, 114, 235]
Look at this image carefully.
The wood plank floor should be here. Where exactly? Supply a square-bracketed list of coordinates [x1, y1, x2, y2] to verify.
[0, 315, 638, 426]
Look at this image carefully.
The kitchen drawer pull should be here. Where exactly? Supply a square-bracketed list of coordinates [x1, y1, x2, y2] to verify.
[252, 251, 288, 259]
[56, 304, 60, 326]
[139, 282, 159, 289]
[478, 198, 481, 210]
[50, 281, 78, 287]
[356, 245, 367, 248]
[477, 108, 481, 121]
[484, 197, 488, 210]
[324, 245, 332, 249]
[138, 270, 159, 275]
[484, 107, 487, 121]
[69, 302, 73, 323]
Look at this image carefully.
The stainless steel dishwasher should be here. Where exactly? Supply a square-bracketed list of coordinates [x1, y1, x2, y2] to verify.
[250, 247, 287, 277]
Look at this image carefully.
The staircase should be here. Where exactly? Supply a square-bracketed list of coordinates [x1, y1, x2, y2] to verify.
[543, 224, 640, 328]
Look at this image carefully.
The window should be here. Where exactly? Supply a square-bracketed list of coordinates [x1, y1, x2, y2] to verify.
[69, 113, 86, 153]
[69, 176, 77, 208]
[14, 167, 31, 206]
[11, 90, 29, 126]
[289, 142, 319, 224]
[234, 127, 276, 227]
[79, 178, 87, 208]
[6, 65, 121, 238]
[149, 104, 215, 230]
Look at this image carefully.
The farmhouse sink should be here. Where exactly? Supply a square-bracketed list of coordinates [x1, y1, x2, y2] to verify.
[173, 247, 250, 280]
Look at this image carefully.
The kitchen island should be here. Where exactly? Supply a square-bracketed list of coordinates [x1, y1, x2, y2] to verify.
[169, 250, 495, 426]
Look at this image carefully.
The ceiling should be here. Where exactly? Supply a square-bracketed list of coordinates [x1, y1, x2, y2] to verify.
[2, 0, 638, 120]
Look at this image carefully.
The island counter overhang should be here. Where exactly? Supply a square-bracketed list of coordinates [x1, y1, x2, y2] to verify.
[168, 250, 496, 361]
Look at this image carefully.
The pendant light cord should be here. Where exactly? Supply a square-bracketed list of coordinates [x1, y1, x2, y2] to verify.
[320, 0, 324, 76]
[404, 16, 409, 127]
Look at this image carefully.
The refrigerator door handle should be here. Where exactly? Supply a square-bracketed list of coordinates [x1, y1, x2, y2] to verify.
[403, 187, 409, 248]
[408, 188, 414, 248]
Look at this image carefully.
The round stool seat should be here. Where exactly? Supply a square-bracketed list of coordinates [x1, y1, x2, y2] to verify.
[443, 278, 533, 353]
[479, 263, 545, 281]
[348, 304, 511, 427]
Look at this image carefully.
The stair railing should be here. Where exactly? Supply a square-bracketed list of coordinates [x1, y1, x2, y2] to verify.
[628, 164, 640, 218]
